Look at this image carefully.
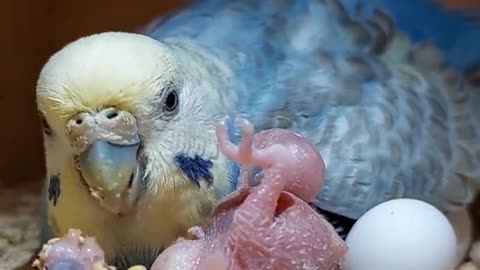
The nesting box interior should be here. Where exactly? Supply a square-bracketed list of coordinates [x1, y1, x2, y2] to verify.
[0, 0, 186, 187]
[0, 1, 185, 268]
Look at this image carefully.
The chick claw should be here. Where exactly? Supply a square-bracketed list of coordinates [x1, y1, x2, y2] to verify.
[215, 117, 255, 165]
[216, 117, 260, 188]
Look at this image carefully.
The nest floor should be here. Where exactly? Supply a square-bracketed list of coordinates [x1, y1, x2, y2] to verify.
[0, 182, 41, 270]
[1, 181, 479, 270]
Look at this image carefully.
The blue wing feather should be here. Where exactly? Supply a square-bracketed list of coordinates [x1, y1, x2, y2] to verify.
[148, 0, 480, 71]
[342, 0, 480, 71]
[143, 0, 480, 219]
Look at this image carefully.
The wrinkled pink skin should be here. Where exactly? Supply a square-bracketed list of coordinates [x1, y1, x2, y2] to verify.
[37, 118, 348, 270]
[151, 118, 348, 270]
[223, 118, 326, 202]
[33, 229, 110, 270]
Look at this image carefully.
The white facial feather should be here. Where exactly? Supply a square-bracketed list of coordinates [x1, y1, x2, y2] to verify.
[35, 32, 235, 256]
[36, 32, 179, 121]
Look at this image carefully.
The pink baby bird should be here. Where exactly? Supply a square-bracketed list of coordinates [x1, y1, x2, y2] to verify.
[32, 228, 113, 270]
[34, 118, 348, 270]
[151, 117, 348, 270]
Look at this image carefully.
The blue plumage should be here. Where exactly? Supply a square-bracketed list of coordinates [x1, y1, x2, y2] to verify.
[145, 0, 480, 219]
[148, 0, 480, 72]
[343, 0, 480, 71]
[174, 154, 214, 186]
[30, 1, 480, 268]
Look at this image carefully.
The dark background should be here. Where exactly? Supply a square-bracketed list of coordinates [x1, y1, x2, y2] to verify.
[0, 0, 478, 186]
[0, 0, 186, 185]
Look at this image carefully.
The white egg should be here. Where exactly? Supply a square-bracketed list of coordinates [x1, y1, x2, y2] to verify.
[341, 199, 457, 270]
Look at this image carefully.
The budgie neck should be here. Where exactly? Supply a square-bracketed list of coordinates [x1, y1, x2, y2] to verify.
[145, 0, 325, 126]
[343, 0, 480, 72]
[161, 36, 241, 116]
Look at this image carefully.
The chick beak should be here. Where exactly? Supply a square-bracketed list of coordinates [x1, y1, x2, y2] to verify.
[78, 140, 140, 215]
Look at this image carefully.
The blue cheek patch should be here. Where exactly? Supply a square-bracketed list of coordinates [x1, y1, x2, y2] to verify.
[173, 117, 261, 191]
[175, 154, 214, 187]
[48, 174, 61, 206]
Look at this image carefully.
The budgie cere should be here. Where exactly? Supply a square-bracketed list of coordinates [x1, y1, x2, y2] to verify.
[34, 0, 480, 268]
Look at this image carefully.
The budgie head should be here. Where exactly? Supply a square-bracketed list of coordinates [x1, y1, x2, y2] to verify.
[36, 32, 233, 216]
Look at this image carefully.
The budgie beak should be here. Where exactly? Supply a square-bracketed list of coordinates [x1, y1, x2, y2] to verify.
[78, 141, 140, 214]
[65, 107, 143, 215]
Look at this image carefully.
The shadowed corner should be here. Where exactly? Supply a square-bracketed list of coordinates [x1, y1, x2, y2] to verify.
[436, 0, 480, 15]
[310, 204, 357, 240]
[1, 1, 188, 270]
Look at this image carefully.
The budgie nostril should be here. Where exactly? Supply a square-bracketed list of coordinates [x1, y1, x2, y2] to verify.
[66, 112, 91, 135]
[63, 107, 143, 215]
[65, 108, 140, 154]
[100, 107, 120, 120]
[47, 260, 84, 270]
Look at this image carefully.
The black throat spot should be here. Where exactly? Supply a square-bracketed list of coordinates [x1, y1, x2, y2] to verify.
[48, 174, 61, 206]
[174, 154, 214, 187]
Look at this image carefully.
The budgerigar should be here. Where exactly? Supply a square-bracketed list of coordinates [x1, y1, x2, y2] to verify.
[33, 0, 480, 268]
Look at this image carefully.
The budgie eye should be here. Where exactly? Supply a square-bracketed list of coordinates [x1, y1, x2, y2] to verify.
[39, 113, 52, 136]
[162, 87, 179, 115]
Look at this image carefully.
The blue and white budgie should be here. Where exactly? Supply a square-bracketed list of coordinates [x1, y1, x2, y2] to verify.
[33, 0, 480, 268]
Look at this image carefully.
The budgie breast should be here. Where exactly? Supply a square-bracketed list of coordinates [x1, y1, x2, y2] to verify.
[144, 0, 480, 219]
